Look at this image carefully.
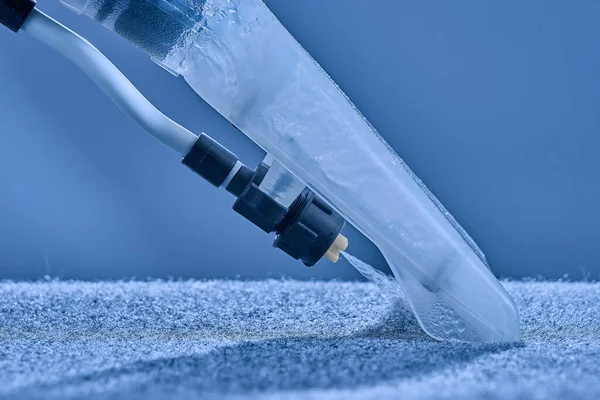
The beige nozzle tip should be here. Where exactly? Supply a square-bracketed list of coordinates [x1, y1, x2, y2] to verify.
[324, 233, 349, 263]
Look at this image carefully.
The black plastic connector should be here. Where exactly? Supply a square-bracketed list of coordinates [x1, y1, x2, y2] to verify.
[231, 163, 287, 233]
[0, 0, 35, 33]
[228, 164, 346, 266]
[274, 189, 345, 266]
[225, 164, 254, 197]
[182, 133, 346, 266]
[182, 134, 239, 187]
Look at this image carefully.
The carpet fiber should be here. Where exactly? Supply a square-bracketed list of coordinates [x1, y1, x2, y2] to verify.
[0, 280, 598, 399]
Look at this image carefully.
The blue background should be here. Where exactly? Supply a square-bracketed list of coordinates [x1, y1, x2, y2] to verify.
[0, 0, 599, 281]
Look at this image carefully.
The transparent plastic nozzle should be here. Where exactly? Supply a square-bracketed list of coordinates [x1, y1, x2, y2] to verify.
[63, 0, 521, 342]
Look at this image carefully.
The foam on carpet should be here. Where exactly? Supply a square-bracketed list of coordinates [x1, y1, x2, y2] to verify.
[0, 280, 598, 399]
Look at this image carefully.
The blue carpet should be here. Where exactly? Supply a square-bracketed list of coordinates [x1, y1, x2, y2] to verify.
[0, 280, 598, 399]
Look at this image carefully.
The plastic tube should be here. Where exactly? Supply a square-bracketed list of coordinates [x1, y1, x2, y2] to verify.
[21, 9, 198, 156]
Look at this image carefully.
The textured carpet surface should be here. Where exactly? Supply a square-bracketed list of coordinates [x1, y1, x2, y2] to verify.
[0, 280, 598, 400]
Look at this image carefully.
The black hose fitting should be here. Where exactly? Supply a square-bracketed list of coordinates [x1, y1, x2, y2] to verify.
[231, 163, 288, 233]
[229, 164, 346, 266]
[274, 188, 345, 266]
[182, 134, 346, 266]
[0, 0, 35, 32]
[182, 134, 239, 187]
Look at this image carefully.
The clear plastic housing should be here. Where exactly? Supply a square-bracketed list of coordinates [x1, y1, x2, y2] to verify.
[66, 0, 521, 342]
[259, 159, 306, 208]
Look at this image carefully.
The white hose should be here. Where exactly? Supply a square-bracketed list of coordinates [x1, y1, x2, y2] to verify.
[21, 9, 198, 156]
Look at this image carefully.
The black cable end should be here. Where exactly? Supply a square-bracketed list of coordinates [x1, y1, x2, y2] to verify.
[182, 134, 239, 187]
[0, 0, 35, 33]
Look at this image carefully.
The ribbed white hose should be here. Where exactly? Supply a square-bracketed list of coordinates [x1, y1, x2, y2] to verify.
[21, 9, 198, 156]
